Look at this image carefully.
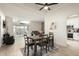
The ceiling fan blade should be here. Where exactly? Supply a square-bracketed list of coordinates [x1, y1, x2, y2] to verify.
[47, 3, 58, 6]
[39, 7, 44, 10]
[35, 3, 45, 6]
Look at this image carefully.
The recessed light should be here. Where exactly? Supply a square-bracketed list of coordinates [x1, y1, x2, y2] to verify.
[20, 21, 30, 24]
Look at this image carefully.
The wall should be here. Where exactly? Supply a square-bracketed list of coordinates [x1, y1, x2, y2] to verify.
[44, 3, 79, 46]
[67, 17, 79, 28]
[0, 9, 5, 47]
[28, 21, 43, 36]
[5, 16, 13, 36]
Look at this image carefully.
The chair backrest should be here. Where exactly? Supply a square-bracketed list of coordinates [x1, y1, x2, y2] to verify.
[41, 34, 48, 41]
[49, 33, 54, 47]
[49, 33, 54, 40]
[49, 34, 53, 39]
[24, 34, 32, 44]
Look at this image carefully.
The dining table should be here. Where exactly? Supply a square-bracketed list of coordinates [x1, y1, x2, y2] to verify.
[28, 34, 53, 56]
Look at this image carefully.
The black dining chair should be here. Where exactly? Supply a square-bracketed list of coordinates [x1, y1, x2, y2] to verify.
[24, 35, 34, 56]
[48, 33, 54, 49]
[37, 34, 49, 55]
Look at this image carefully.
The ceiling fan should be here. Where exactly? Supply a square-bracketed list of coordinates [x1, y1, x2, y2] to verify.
[35, 3, 58, 11]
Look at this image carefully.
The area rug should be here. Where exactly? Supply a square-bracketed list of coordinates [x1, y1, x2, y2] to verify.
[20, 46, 59, 56]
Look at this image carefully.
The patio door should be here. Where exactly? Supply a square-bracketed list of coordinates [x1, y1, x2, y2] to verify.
[13, 25, 28, 37]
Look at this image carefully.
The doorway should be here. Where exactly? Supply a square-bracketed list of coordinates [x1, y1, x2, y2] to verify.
[66, 15, 79, 49]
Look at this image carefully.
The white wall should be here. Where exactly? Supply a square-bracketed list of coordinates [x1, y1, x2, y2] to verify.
[44, 3, 79, 46]
[5, 16, 13, 36]
[28, 21, 42, 36]
[0, 9, 5, 47]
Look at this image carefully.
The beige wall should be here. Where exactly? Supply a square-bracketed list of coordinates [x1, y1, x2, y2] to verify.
[44, 3, 79, 46]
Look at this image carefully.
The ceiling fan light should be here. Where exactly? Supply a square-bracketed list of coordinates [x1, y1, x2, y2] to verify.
[44, 6, 48, 10]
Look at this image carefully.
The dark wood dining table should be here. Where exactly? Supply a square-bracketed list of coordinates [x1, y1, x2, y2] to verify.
[28, 34, 54, 56]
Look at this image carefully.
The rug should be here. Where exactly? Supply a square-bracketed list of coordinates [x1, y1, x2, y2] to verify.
[20, 46, 59, 56]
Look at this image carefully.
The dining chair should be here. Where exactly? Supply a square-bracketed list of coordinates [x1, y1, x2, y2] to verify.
[37, 34, 49, 55]
[24, 35, 34, 56]
[48, 33, 54, 49]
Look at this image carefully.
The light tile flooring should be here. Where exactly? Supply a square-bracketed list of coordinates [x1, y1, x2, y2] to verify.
[0, 36, 79, 56]
[0, 36, 24, 56]
[48, 45, 79, 56]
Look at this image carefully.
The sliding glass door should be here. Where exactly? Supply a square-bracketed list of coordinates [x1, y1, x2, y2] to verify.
[13, 25, 28, 37]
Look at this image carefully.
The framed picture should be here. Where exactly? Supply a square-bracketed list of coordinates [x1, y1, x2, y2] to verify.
[50, 22, 56, 30]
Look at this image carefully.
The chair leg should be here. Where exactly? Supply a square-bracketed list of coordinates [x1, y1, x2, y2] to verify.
[40, 46, 42, 56]
[27, 45, 29, 56]
[31, 46, 33, 50]
[46, 44, 47, 53]
[24, 45, 26, 55]
[51, 39, 54, 49]
[48, 44, 50, 51]
[43, 46, 44, 49]
[34, 44, 37, 56]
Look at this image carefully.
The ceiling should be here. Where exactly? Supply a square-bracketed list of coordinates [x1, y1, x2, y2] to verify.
[0, 3, 59, 22]
[0, 3, 77, 23]
[0, 3, 44, 22]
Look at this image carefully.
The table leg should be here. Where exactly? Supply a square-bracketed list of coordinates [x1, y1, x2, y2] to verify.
[51, 37, 54, 49]
[40, 46, 42, 56]
[27, 45, 29, 56]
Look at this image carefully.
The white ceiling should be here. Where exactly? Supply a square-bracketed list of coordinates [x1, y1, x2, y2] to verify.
[0, 3, 59, 22]
[0, 3, 45, 22]
[0, 3, 78, 23]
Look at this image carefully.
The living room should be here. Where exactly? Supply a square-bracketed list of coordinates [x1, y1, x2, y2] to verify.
[0, 3, 79, 56]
